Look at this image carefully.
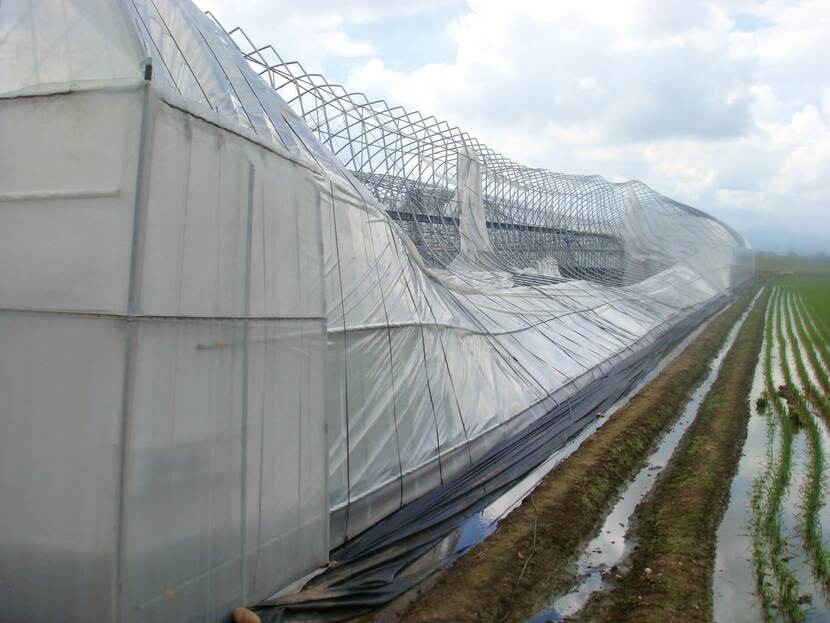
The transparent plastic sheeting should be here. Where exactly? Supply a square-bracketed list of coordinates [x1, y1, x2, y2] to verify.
[0, 1, 753, 622]
[220, 9, 753, 544]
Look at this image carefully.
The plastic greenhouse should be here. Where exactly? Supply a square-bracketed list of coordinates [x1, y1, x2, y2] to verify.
[0, 1, 753, 621]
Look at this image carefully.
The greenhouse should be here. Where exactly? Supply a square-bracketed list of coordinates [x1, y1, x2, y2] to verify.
[0, 1, 753, 621]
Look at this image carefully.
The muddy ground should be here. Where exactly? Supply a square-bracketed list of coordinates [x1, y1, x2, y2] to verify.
[579, 286, 769, 622]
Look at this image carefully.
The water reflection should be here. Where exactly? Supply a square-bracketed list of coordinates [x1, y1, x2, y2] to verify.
[714, 292, 830, 622]
[529, 293, 761, 621]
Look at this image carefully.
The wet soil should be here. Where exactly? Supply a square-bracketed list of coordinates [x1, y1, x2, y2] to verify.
[578, 285, 769, 622]
[711, 343, 767, 623]
[532, 293, 756, 621]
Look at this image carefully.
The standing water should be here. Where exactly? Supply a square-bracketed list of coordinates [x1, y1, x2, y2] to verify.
[711, 326, 767, 622]
[714, 289, 830, 622]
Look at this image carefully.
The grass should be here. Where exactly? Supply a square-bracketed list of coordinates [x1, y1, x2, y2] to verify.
[755, 252, 830, 276]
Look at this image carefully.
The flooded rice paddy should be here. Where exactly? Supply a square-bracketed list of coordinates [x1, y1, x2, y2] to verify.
[715, 280, 830, 622]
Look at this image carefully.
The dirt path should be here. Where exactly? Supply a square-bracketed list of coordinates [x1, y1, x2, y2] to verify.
[580, 286, 770, 622]
[396, 286, 759, 623]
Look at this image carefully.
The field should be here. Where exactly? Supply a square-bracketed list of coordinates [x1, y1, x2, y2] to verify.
[372, 261, 830, 623]
[742, 274, 830, 622]
[577, 273, 830, 622]
[756, 252, 830, 276]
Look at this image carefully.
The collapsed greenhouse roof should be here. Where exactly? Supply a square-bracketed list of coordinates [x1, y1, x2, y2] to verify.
[0, 1, 753, 622]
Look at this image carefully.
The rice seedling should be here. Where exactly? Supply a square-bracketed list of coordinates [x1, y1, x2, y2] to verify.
[750, 287, 805, 622]
[779, 290, 830, 597]
[791, 300, 830, 396]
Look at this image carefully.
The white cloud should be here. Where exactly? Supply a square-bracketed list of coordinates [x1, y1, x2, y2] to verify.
[200, 0, 456, 72]
[341, 0, 830, 251]
[313, 30, 376, 58]
[771, 106, 830, 193]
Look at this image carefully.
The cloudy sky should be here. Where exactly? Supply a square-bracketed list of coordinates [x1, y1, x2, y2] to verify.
[204, 0, 829, 252]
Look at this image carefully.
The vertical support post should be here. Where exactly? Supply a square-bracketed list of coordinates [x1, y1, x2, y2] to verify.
[117, 65, 154, 623]
[240, 161, 255, 604]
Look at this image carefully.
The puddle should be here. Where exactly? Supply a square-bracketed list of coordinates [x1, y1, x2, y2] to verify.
[780, 431, 830, 621]
[712, 322, 771, 622]
[528, 291, 763, 622]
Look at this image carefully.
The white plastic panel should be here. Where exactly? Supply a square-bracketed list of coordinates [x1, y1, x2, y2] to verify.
[122, 317, 327, 623]
[456, 152, 492, 261]
[244, 321, 328, 601]
[343, 329, 402, 505]
[0, 311, 125, 623]
[0, 74, 329, 623]
[0, 90, 140, 313]
[389, 327, 442, 475]
[123, 318, 245, 623]
[140, 96, 325, 319]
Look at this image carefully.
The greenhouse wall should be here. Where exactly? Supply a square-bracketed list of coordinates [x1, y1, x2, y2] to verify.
[0, 85, 329, 623]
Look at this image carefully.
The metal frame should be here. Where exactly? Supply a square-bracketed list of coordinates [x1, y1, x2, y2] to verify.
[202, 15, 747, 287]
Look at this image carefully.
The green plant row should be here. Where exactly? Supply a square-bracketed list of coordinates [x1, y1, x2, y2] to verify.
[751, 286, 804, 622]
[751, 294, 781, 622]
[791, 297, 830, 396]
[791, 276, 830, 365]
[768, 289, 806, 622]
[785, 293, 830, 421]
[779, 290, 830, 598]
[794, 293, 830, 378]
